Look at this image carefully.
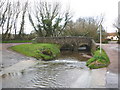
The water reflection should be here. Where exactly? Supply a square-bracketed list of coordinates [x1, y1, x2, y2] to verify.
[59, 51, 91, 61]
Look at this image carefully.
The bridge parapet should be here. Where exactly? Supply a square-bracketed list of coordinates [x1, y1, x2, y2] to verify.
[33, 36, 97, 51]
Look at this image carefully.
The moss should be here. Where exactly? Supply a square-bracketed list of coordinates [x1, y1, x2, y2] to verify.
[86, 48, 110, 69]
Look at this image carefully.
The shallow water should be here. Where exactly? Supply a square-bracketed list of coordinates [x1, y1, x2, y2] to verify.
[2, 51, 106, 88]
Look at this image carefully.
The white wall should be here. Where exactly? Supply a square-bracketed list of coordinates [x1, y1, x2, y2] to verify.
[107, 36, 118, 40]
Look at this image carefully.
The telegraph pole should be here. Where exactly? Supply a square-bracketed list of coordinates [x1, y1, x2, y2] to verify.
[100, 24, 102, 54]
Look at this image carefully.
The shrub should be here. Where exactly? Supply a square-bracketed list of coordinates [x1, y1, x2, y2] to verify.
[86, 49, 110, 69]
[34, 47, 60, 60]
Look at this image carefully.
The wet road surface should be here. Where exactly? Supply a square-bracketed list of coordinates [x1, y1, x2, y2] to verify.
[1, 59, 106, 88]
[102, 44, 119, 88]
[1, 43, 35, 69]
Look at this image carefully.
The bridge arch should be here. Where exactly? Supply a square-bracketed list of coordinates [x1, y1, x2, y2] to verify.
[78, 44, 90, 51]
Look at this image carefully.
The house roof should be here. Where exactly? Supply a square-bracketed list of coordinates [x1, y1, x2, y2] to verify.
[107, 33, 117, 36]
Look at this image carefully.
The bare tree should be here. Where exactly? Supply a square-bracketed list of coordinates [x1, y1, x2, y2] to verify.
[1, 1, 22, 40]
[13, 1, 21, 39]
[0, 0, 8, 35]
[28, 1, 72, 37]
[0, 0, 5, 8]
[18, 1, 28, 39]
[3, 1, 14, 40]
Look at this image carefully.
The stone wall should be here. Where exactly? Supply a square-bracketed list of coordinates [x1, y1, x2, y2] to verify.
[90, 39, 97, 53]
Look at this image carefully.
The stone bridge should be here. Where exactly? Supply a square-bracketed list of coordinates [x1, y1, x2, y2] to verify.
[33, 36, 97, 51]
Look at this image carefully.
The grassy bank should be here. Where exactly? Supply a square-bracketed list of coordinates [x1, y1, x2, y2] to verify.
[10, 43, 60, 60]
[86, 49, 110, 69]
[2, 40, 32, 43]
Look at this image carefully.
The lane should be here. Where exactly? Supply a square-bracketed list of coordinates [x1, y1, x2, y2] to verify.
[1, 43, 34, 89]
[102, 44, 119, 88]
[1, 43, 34, 69]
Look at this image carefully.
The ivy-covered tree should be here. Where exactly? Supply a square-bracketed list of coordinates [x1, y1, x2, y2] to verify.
[28, 1, 72, 37]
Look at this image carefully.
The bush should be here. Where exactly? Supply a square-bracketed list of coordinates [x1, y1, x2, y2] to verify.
[35, 47, 60, 60]
[86, 49, 110, 69]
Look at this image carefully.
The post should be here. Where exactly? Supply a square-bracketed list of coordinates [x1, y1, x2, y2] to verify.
[118, 1, 120, 28]
[100, 24, 102, 54]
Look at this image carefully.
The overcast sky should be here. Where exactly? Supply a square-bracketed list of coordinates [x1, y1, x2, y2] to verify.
[58, 0, 119, 33]
[24, 0, 119, 33]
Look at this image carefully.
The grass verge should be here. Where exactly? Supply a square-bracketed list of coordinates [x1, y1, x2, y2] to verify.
[2, 40, 32, 43]
[10, 43, 60, 60]
[86, 48, 110, 69]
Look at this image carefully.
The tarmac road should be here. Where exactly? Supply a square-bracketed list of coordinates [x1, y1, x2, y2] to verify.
[102, 44, 119, 88]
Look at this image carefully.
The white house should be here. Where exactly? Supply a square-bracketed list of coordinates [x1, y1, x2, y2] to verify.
[107, 33, 118, 40]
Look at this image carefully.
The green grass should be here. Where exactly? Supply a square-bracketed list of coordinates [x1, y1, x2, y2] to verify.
[86, 49, 110, 69]
[2, 40, 32, 43]
[10, 43, 60, 60]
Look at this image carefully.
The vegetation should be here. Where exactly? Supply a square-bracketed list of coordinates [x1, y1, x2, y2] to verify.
[63, 17, 107, 42]
[86, 48, 110, 69]
[10, 43, 60, 60]
[28, 2, 72, 37]
[1, 0, 29, 40]
[2, 40, 32, 43]
[1, 0, 72, 40]
[1, 0, 107, 42]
